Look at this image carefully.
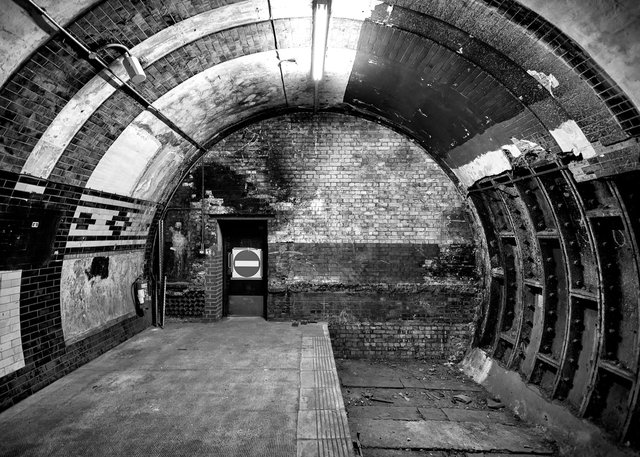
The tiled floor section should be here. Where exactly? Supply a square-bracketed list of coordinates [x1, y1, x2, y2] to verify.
[0, 319, 354, 457]
[297, 327, 352, 456]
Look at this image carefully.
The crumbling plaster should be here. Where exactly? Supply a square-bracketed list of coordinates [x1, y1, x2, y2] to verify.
[520, 0, 640, 111]
[60, 252, 143, 344]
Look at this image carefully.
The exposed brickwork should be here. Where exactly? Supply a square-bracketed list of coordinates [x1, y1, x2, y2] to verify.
[569, 139, 640, 182]
[329, 321, 473, 362]
[269, 283, 480, 323]
[203, 251, 224, 321]
[203, 113, 472, 243]
[270, 243, 440, 285]
[166, 112, 481, 326]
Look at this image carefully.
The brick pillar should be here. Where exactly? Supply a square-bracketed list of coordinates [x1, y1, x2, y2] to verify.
[203, 222, 223, 321]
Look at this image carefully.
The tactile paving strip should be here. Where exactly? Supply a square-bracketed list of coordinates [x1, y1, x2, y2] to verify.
[297, 326, 354, 457]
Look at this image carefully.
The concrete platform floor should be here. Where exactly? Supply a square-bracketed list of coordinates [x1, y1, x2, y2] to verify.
[0, 318, 352, 457]
[337, 359, 557, 457]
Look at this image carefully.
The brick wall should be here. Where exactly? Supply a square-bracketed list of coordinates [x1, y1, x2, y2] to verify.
[204, 246, 223, 321]
[168, 112, 482, 337]
[329, 321, 473, 362]
[569, 138, 640, 182]
[269, 283, 480, 322]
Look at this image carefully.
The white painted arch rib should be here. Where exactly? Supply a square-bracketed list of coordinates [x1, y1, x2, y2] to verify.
[19, 0, 384, 181]
[92, 47, 357, 202]
[20, 0, 272, 179]
[21, 0, 382, 182]
[93, 51, 288, 201]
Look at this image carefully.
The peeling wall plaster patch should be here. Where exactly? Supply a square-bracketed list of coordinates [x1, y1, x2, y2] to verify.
[133, 145, 185, 202]
[527, 69, 559, 96]
[503, 143, 522, 157]
[87, 124, 161, 196]
[549, 120, 596, 159]
[60, 252, 143, 344]
[452, 148, 513, 188]
[460, 348, 492, 384]
[510, 137, 544, 155]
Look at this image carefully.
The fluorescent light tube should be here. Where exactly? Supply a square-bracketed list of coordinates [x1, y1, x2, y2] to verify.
[312, 3, 329, 81]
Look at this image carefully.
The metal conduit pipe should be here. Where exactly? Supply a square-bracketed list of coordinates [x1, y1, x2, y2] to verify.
[22, 0, 211, 158]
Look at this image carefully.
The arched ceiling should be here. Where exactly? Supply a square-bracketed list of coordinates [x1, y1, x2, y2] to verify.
[1, 0, 639, 204]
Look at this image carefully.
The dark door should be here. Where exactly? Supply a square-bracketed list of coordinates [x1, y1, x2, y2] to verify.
[219, 219, 267, 317]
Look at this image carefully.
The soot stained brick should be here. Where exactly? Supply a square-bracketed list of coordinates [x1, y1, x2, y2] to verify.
[169, 112, 481, 324]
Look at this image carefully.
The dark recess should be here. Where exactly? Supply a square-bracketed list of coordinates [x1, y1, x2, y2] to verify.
[86, 257, 109, 280]
[0, 205, 60, 269]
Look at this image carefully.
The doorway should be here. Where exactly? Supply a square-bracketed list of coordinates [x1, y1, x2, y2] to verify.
[218, 219, 268, 318]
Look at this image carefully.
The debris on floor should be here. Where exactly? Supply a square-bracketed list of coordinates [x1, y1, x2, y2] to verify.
[452, 394, 472, 404]
[336, 359, 557, 456]
[487, 398, 505, 410]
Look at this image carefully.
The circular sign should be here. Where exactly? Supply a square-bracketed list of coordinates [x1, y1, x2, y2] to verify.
[234, 249, 261, 278]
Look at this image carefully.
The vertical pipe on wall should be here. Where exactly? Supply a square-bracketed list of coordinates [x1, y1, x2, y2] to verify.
[201, 156, 206, 254]
[158, 219, 164, 327]
[162, 276, 167, 328]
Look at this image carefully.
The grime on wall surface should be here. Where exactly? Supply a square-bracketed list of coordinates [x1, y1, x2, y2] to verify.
[163, 201, 219, 318]
[164, 112, 482, 323]
[60, 252, 144, 344]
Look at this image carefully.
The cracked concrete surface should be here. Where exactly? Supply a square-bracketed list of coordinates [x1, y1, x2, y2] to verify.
[337, 359, 556, 456]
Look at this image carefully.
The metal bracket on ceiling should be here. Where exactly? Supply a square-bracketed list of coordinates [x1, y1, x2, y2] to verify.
[267, 0, 289, 107]
[20, 0, 210, 159]
[312, 0, 331, 113]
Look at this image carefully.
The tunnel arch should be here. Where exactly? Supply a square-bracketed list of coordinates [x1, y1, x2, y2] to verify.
[1, 0, 637, 201]
[1, 0, 639, 454]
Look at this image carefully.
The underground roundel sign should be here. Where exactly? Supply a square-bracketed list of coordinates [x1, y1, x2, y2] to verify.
[231, 248, 263, 280]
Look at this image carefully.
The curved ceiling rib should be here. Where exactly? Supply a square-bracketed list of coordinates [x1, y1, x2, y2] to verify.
[1, 0, 637, 207]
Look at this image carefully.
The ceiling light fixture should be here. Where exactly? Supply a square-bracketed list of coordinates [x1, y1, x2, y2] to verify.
[88, 43, 146, 83]
[311, 0, 330, 82]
